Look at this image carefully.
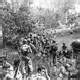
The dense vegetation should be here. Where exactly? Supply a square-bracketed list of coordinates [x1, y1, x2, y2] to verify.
[2, 2, 78, 49]
[3, 4, 35, 48]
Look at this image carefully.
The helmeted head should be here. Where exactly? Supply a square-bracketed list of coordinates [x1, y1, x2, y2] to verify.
[13, 58, 20, 68]
[37, 67, 42, 73]
[23, 39, 27, 44]
[20, 43, 30, 56]
[52, 40, 56, 43]
[63, 43, 66, 45]
[27, 38, 31, 44]
[62, 42, 67, 50]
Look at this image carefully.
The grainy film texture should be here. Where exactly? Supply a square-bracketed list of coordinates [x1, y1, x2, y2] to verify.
[1, 0, 80, 80]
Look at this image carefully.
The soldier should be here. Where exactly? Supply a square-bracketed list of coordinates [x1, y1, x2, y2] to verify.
[62, 43, 67, 51]
[13, 59, 22, 80]
[20, 39, 32, 57]
[41, 66, 50, 80]
[34, 66, 50, 80]
[19, 39, 33, 78]
[21, 56, 33, 76]
[54, 62, 68, 80]
[61, 43, 68, 57]
[3, 58, 15, 80]
[49, 40, 58, 65]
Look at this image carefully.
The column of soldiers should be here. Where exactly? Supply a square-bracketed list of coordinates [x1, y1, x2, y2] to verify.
[2, 33, 78, 80]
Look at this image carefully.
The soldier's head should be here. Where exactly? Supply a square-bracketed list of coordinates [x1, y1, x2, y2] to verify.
[52, 40, 56, 43]
[13, 59, 20, 68]
[63, 43, 66, 46]
[27, 38, 31, 44]
[30, 33, 32, 37]
[62, 43, 67, 50]
[23, 39, 27, 45]
[41, 66, 47, 74]
[37, 67, 42, 73]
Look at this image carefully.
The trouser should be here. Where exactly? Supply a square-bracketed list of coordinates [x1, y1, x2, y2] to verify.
[53, 55, 56, 64]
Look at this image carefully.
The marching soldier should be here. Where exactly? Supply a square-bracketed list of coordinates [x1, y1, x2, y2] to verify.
[3, 58, 15, 80]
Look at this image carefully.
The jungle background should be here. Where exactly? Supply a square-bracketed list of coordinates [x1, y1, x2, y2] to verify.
[1, 0, 80, 79]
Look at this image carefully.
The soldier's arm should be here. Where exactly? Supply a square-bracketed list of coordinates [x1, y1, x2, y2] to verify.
[44, 69, 50, 80]
[28, 58, 33, 72]
[28, 45, 32, 53]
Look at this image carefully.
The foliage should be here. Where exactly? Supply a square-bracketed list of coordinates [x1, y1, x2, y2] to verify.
[3, 2, 78, 49]
[3, 4, 35, 49]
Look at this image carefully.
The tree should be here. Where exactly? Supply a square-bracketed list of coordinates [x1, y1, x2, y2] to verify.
[3, 3, 35, 49]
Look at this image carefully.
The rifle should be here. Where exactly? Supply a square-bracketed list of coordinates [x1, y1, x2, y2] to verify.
[14, 59, 21, 78]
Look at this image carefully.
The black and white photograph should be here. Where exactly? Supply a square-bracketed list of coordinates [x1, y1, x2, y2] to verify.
[1, 0, 80, 80]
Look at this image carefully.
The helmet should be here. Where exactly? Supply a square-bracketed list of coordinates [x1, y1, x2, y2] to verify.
[23, 39, 27, 44]
[21, 44, 29, 52]
[27, 38, 31, 43]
